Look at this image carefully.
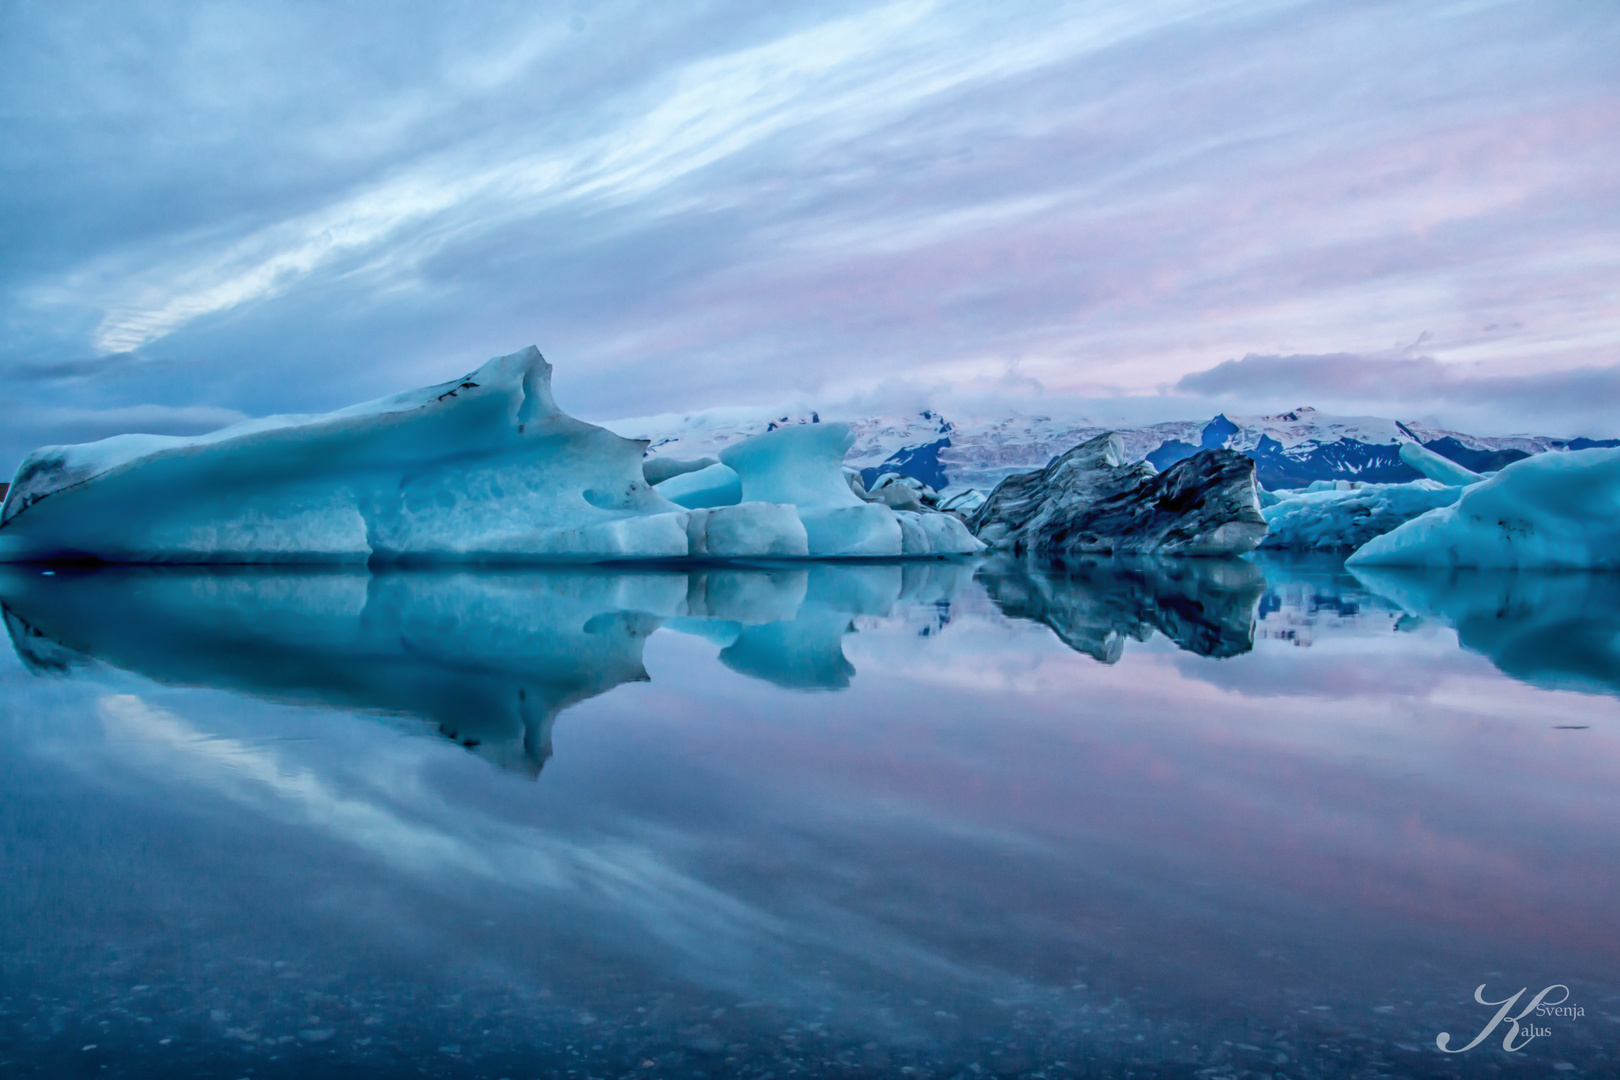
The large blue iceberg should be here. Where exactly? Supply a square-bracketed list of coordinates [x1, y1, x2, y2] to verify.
[1348, 446, 1620, 569]
[0, 348, 983, 564]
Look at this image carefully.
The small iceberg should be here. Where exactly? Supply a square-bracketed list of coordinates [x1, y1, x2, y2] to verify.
[1261, 481, 1464, 551]
[0, 348, 983, 564]
[1258, 441, 1489, 551]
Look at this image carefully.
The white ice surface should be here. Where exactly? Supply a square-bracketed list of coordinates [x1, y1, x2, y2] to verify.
[1347, 447, 1620, 568]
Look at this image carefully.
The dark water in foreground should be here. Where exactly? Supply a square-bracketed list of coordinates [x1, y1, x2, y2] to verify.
[0, 556, 1617, 1079]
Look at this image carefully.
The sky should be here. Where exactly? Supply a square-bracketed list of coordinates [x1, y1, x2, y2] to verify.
[2, 0, 1618, 471]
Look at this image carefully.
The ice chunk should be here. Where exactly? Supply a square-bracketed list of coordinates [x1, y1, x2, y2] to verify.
[642, 456, 718, 486]
[685, 503, 808, 557]
[655, 462, 742, 509]
[1398, 441, 1483, 487]
[798, 504, 904, 557]
[899, 509, 982, 555]
[719, 423, 982, 557]
[937, 488, 986, 515]
[720, 423, 867, 509]
[1348, 447, 1620, 569]
[894, 510, 930, 554]
[867, 484, 924, 511]
[1260, 480, 1463, 551]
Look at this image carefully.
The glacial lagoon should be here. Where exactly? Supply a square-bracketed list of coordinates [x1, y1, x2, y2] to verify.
[0, 557, 1617, 1078]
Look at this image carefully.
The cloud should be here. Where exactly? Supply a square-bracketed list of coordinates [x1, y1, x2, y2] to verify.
[1, 0, 1618, 462]
[1174, 352, 1620, 429]
[10, 353, 146, 382]
[0, 402, 248, 467]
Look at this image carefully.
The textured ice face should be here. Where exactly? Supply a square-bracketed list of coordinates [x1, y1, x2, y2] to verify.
[0, 349, 983, 563]
[1348, 446, 1620, 568]
[1261, 481, 1463, 551]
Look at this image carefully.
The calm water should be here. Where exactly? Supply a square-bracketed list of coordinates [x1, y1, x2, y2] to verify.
[0, 556, 1617, 1079]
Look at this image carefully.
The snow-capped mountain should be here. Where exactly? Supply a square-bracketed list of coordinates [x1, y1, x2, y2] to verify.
[604, 406, 1618, 494]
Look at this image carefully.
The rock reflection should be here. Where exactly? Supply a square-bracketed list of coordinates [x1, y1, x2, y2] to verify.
[0, 562, 977, 773]
[1350, 566, 1620, 697]
[976, 556, 1266, 661]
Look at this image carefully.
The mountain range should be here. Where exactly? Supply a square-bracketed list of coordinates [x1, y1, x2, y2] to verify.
[606, 406, 1620, 494]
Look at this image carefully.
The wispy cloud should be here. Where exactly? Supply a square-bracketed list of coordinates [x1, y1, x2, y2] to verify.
[78, 1, 1222, 354]
[0, 0, 1616, 461]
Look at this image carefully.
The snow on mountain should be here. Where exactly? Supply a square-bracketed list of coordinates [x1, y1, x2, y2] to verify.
[606, 404, 1618, 495]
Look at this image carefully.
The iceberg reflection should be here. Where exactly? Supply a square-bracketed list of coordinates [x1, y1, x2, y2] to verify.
[975, 555, 1266, 661]
[1350, 566, 1620, 697]
[0, 562, 976, 772]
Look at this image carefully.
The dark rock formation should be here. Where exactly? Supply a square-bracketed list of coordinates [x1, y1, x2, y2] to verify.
[969, 433, 1267, 556]
[977, 554, 1265, 661]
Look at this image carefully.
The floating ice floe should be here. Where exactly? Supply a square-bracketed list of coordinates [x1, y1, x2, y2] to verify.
[1260, 481, 1464, 551]
[0, 348, 983, 563]
[1347, 446, 1620, 569]
[1259, 439, 1488, 551]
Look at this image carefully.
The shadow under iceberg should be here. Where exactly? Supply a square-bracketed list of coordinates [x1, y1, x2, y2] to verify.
[0, 562, 976, 775]
[975, 555, 1267, 662]
[1350, 566, 1620, 698]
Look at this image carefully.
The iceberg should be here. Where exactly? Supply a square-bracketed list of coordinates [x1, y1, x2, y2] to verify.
[642, 455, 718, 486]
[718, 422, 982, 558]
[1397, 441, 1483, 487]
[1347, 447, 1620, 569]
[0, 347, 982, 563]
[1260, 481, 1463, 551]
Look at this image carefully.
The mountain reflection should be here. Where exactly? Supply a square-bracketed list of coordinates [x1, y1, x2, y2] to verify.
[0, 563, 973, 775]
[975, 556, 1266, 661]
[1350, 566, 1620, 698]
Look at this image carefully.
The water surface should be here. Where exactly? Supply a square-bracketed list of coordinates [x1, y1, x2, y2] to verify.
[0, 556, 1616, 1078]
